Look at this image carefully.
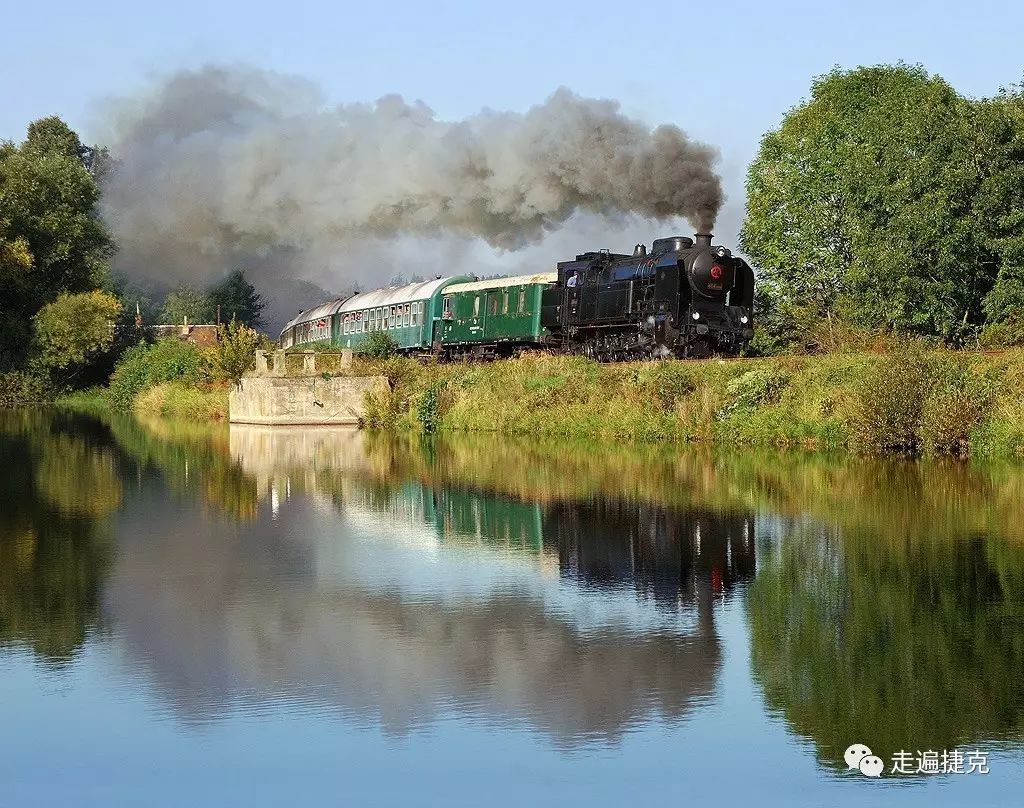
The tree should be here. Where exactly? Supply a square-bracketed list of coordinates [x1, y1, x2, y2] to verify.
[975, 87, 1024, 328]
[160, 286, 214, 324]
[208, 269, 265, 328]
[32, 290, 122, 372]
[742, 65, 993, 346]
[207, 319, 265, 386]
[0, 117, 113, 369]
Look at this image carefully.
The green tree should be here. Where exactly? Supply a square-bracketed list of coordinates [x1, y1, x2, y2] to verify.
[208, 319, 265, 386]
[742, 65, 992, 347]
[160, 286, 214, 324]
[208, 269, 265, 328]
[976, 87, 1024, 329]
[0, 117, 113, 369]
[32, 290, 122, 373]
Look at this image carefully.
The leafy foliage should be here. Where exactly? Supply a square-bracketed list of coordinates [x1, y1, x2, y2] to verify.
[106, 340, 208, 411]
[32, 291, 123, 371]
[359, 330, 399, 360]
[742, 65, 1022, 349]
[160, 287, 214, 325]
[0, 117, 113, 369]
[208, 269, 265, 328]
[207, 319, 265, 386]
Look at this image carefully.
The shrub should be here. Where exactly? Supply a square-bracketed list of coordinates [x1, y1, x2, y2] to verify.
[848, 350, 934, 453]
[416, 381, 446, 434]
[206, 319, 266, 386]
[978, 315, 1024, 348]
[0, 369, 55, 407]
[717, 366, 790, 419]
[32, 291, 123, 371]
[107, 339, 207, 411]
[358, 330, 399, 360]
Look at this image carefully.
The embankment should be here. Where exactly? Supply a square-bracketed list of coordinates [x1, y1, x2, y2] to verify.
[361, 348, 1024, 458]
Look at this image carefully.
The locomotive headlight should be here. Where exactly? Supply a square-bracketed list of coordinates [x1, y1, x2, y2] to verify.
[716, 246, 727, 257]
[740, 315, 749, 324]
[692, 311, 700, 320]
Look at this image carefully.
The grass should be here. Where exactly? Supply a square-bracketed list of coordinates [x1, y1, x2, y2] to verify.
[358, 347, 1024, 458]
[133, 381, 231, 421]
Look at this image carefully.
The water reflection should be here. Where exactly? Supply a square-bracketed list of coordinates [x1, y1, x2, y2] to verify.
[94, 425, 754, 742]
[2, 411, 1024, 773]
[0, 411, 115, 661]
[749, 516, 1024, 769]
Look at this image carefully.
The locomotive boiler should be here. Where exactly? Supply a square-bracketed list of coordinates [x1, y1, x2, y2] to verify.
[541, 233, 755, 359]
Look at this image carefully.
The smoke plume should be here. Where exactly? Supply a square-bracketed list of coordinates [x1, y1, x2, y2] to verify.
[99, 65, 723, 283]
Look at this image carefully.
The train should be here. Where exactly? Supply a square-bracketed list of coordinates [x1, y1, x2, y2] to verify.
[279, 233, 755, 359]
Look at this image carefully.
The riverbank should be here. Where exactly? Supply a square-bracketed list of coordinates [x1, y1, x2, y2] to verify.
[361, 347, 1024, 458]
[58, 380, 230, 421]
[54, 346, 1024, 458]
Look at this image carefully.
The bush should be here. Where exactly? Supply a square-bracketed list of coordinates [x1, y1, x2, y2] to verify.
[0, 369, 55, 407]
[978, 315, 1024, 348]
[919, 383, 991, 456]
[134, 381, 230, 421]
[718, 367, 790, 418]
[358, 330, 399, 360]
[107, 339, 207, 411]
[206, 319, 266, 386]
[416, 381, 446, 434]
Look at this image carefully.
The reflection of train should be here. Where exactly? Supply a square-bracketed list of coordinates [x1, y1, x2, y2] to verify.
[344, 481, 756, 609]
[279, 233, 754, 359]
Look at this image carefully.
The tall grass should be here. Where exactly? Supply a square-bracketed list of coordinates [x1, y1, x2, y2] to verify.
[360, 348, 1024, 458]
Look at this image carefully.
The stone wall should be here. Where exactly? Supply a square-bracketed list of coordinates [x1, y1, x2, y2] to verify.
[229, 375, 387, 425]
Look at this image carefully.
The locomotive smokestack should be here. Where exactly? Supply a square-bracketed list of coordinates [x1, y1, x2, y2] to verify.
[695, 233, 713, 247]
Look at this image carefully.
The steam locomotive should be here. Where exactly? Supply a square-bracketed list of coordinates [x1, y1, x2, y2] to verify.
[542, 233, 754, 360]
[280, 233, 755, 359]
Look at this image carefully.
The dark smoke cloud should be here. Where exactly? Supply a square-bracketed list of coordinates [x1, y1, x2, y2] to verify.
[99, 65, 723, 283]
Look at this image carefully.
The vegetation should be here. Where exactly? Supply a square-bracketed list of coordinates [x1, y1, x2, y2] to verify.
[208, 269, 265, 328]
[743, 64, 1024, 352]
[0, 117, 113, 371]
[32, 291, 122, 375]
[106, 340, 209, 412]
[160, 286, 215, 324]
[207, 319, 266, 386]
[356, 348, 1024, 458]
[358, 329, 399, 360]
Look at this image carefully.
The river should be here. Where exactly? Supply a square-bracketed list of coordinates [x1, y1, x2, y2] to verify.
[1, 410, 1022, 806]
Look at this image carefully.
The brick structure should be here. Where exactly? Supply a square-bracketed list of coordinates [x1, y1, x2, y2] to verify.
[150, 323, 220, 348]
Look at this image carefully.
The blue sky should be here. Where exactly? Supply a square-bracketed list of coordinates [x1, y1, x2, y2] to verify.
[4, 0, 1022, 252]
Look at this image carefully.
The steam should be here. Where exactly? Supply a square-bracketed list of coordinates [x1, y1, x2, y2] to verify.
[99, 65, 723, 282]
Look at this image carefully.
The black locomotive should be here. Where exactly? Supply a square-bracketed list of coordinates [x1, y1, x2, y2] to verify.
[541, 233, 754, 359]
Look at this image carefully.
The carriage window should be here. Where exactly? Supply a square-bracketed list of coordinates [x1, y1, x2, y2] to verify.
[502, 291, 509, 314]
[443, 297, 452, 319]
[473, 296, 480, 318]
[518, 288, 526, 314]
[404, 305, 411, 326]
[488, 294, 498, 316]
[411, 301, 419, 326]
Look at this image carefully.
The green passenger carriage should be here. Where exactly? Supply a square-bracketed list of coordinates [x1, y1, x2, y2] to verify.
[439, 272, 557, 356]
[281, 276, 471, 352]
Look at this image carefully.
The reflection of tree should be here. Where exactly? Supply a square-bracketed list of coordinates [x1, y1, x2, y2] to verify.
[108, 416, 257, 521]
[0, 413, 113, 661]
[34, 434, 122, 516]
[748, 521, 1024, 768]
